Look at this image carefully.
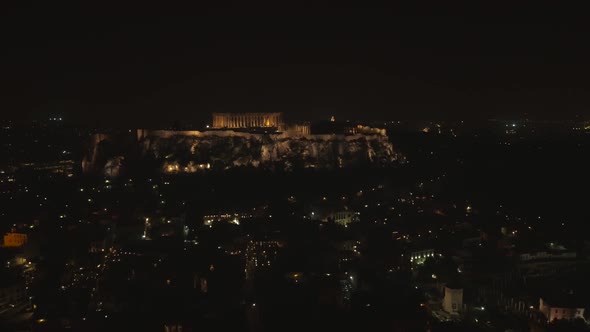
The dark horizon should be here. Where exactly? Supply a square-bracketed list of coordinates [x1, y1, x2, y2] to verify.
[2, 3, 590, 127]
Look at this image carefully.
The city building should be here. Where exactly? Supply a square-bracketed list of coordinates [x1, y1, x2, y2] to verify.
[203, 211, 256, 227]
[519, 249, 577, 262]
[517, 243, 579, 276]
[442, 285, 463, 315]
[285, 123, 311, 135]
[332, 210, 358, 227]
[245, 238, 283, 279]
[409, 249, 436, 265]
[539, 295, 585, 322]
[19, 160, 76, 177]
[2, 233, 28, 248]
[311, 120, 387, 136]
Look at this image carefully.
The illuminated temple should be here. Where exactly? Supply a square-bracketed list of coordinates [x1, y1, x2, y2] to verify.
[212, 112, 283, 130]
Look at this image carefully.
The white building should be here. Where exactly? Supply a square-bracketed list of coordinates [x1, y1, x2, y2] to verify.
[443, 286, 463, 315]
[409, 249, 436, 265]
[332, 211, 357, 227]
[539, 297, 585, 322]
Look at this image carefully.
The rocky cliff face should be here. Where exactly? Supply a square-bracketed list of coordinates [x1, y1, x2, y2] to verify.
[84, 130, 398, 175]
[138, 131, 397, 172]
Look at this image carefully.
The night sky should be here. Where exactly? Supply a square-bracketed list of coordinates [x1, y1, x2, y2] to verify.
[1, 3, 589, 127]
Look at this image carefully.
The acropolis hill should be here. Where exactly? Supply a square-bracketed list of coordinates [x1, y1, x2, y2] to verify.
[83, 113, 398, 176]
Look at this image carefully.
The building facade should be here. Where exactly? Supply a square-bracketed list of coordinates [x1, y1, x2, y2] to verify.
[285, 123, 311, 135]
[212, 113, 283, 129]
[332, 211, 357, 227]
[409, 249, 436, 265]
[3, 233, 27, 248]
[540, 297, 585, 322]
[245, 239, 282, 279]
[443, 286, 463, 315]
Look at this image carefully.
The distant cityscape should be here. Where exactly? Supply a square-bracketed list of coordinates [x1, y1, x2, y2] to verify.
[0, 113, 589, 331]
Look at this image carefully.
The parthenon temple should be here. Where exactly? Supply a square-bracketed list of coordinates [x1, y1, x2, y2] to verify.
[212, 113, 283, 129]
